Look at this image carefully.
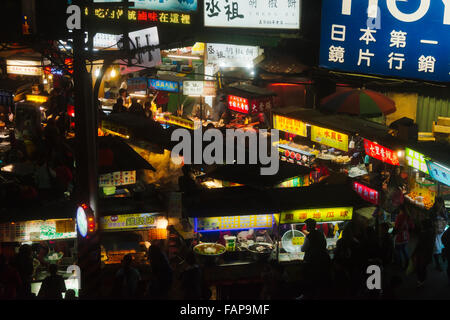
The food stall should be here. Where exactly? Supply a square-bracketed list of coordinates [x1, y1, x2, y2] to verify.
[224, 83, 275, 129]
[0, 217, 79, 298]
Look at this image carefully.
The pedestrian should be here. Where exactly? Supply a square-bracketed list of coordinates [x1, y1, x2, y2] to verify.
[301, 218, 331, 298]
[146, 244, 173, 300]
[64, 289, 77, 300]
[441, 223, 450, 286]
[38, 264, 66, 300]
[393, 206, 414, 270]
[379, 222, 394, 268]
[0, 254, 22, 300]
[413, 219, 435, 288]
[144, 101, 153, 119]
[112, 97, 126, 114]
[433, 215, 447, 272]
[13, 244, 34, 298]
[128, 98, 145, 117]
[112, 254, 141, 299]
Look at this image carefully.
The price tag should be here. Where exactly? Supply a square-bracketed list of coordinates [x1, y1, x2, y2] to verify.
[292, 237, 304, 246]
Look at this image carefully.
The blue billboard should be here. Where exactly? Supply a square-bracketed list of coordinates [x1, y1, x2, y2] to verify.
[426, 160, 450, 187]
[319, 0, 450, 82]
[93, 0, 197, 13]
[148, 78, 180, 92]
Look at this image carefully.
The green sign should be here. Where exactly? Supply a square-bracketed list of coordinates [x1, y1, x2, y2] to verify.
[405, 148, 429, 174]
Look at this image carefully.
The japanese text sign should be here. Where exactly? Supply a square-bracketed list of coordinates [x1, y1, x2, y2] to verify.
[426, 161, 450, 187]
[405, 147, 429, 174]
[353, 181, 379, 205]
[280, 207, 353, 224]
[93, 0, 197, 13]
[228, 95, 249, 114]
[319, 0, 450, 82]
[206, 43, 260, 68]
[311, 125, 349, 152]
[148, 78, 180, 92]
[364, 139, 399, 165]
[100, 213, 158, 231]
[273, 114, 307, 137]
[204, 0, 300, 29]
[195, 214, 273, 232]
[86, 7, 192, 25]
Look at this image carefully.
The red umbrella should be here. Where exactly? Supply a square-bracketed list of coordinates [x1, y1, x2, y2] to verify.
[320, 89, 396, 116]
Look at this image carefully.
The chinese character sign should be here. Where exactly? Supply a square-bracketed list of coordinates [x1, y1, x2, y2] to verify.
[311, 125, 349, 152]
[364, 139, 399, 166]
[6, 60, 42, 76]
[405, 148, 429, 174]
[93, 0, 197, 12]
[353, 181, 379, 205]
[206, 43, 260, 68]
[228, 95, 249, 114]
[195, 215, 273, 232]
[319, 0, 450, 82]
[280, 207, 353, 224]
[127, 77, 148, 92]
[183, 81, 204, 96]
[204, 0, 300, 29]
[100, 213, 159, 231]
[148, 78, 180, 92]
[426, 161, 450, 187]
[273, 114, 307, 137]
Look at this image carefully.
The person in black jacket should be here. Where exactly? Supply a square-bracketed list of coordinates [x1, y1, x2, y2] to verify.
[112, 98, 126, 114]
[441, 224, 450, 286]
[38, 264, 66, 300]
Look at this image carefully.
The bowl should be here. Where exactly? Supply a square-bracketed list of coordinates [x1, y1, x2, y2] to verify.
[193, 243, 226, 265]
[247, 242, 274, 262]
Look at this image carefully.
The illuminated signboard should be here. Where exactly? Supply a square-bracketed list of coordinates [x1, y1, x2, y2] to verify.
[280, 207, 353, 224]
[204, 0, 300, 30]
[206, 43, 260, 68]
[148, 78, 180, 93]
[6, 60, 42, 76]
[405, 147, 429, 174]
[127, 77, 148, 93]
[426, 161, 450, 187]
[273, 114, 307, 137]
[0, 219, 76, 242]
[26, 95, 48, 104]
[99, 171, 136, 187]
[183, 81, 204, 96]
[93, 33, 119, 49]
[319, 0, 450, 82]
[93, 0, 197, 12]
[279, 144, 314, 167]
[100, 213, 159, 231]
[157, 114, 195, 130]
[311, 125, 349, 152]
[228, 95, 249, 114]
[195, 214, 274, 232]
[353, 181, 379, 205]
[364, 139, 399, 166]
[86, 8, 192, 25]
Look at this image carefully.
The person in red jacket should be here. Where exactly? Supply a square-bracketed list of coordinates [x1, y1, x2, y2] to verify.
[393, 206, 414, 270]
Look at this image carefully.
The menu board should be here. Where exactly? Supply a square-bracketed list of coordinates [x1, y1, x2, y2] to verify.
[0, 219, 76, 242]
[195, 214, 273, 232]
[311, 125, 349, 152]
[99, 171, 136, 187]
[100, 213, 159, 231]
[405, 148, 429, 174]
[280, 207, 353, 224]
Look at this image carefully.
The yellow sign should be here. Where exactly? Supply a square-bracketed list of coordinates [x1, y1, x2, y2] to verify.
[100, 213, 158, 231]
[192, 42, 205, 55]
[280, 207, 353, 224]
[157, 114, 195, 130]
[292, 237, 305, 246]
[273, 114, 307, 137]
[6, 60, 42, 76]
[195, 214, 273, 232]
[311, 125, 348, 152]
[26, 95, 48, 104]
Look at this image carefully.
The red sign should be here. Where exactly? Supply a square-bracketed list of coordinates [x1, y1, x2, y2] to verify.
[251, 97, 273, 114]
[353, 181, 379, 205]
[364, 139, 399, 166]
[228, 95, 249, 114]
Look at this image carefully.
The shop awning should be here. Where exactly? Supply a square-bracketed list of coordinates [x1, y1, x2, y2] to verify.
[183, 183, 365, 218]
[225, 83, 276, 99]
[273, 107, 403, 150]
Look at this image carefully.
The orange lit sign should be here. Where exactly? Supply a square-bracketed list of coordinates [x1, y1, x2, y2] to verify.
[280, 207, 353, 224]
[311, 125, 349, 152]
[26, 95, 48, 104]
[273, 114, 307, 137]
